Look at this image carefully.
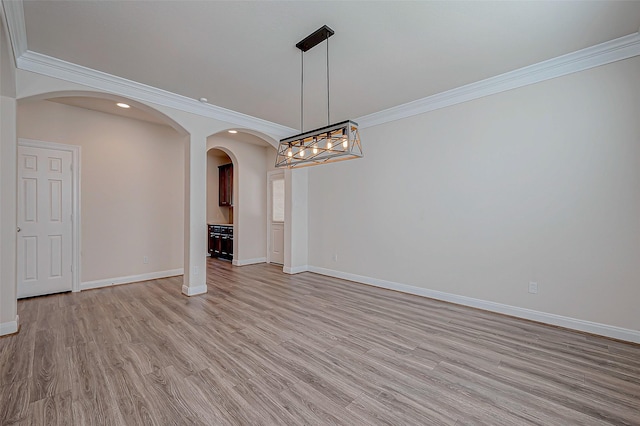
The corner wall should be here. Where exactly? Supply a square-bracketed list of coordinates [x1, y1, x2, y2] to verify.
[308, 56, 640, 339]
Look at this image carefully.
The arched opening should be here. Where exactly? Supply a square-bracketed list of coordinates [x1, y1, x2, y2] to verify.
[206, 147, 236, 261]
[206, 129, 278, 267]
[16, 91, 188, 295]
[18, 91, 189, 136]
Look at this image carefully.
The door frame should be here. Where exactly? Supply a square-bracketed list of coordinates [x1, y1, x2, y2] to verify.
[18, 138, 81, 293]
[266, 170, 284, 264]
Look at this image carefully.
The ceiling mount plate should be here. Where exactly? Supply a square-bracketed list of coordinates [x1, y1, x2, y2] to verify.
[296, 25, 335, 52]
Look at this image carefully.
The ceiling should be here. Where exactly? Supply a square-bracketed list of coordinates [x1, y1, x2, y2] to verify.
[46, 96, 273, 147]
[20, 1, 640, 130]
[48, 97, 169, 126]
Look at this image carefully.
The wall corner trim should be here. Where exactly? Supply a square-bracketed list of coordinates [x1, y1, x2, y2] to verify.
[356, 32, 640, 129]
[0, 315, 19, 336]
[80, 269, 183, 291]
[232, 257, 267, 266]
[15, 50, 297, 140]
[1, 0, 27, 62]
[307, 266, 640, 344]
[283, 265, 309, 275]
[181, 284, 207, 296]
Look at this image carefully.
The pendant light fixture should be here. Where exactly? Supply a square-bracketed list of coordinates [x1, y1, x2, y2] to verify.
[276, 25, 363, 169]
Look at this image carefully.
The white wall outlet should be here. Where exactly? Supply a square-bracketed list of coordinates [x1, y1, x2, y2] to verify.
[528, 281, 538, 294]
[332, 253, 338, 262]
[143, 256, 149, 264]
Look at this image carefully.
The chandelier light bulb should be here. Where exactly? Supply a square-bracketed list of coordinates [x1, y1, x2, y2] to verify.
[342, 138, 348, 148]
[313, 147, 318, 154]
[300, 149, 305, 157]
[327, 141, 332, 150]
[287, 149, 293, 157]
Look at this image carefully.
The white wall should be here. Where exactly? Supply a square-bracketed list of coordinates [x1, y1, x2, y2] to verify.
[206, 149, 232, 224]
[0, 15, 15, 98]
[207, 134, 270, 264]
[308, 56, 640, 334]
[284, 168, 308, 273]
[17, 100, 185, 284]
[265, 145, 278, 172]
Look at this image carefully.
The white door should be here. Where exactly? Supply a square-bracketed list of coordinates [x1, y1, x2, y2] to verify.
[268, 175, 285, 265]
[17, 145, 73, 298]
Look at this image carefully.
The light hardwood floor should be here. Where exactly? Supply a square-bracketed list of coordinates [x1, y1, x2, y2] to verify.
[1, 258, 639, 425]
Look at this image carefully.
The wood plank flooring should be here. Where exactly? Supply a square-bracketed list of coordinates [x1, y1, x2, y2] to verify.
[1, 258, 639, 425]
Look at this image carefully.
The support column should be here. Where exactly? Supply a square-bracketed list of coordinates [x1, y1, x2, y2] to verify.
[284, 168, 308, 274]
[182, 132, 208, 296]
[0, 96, 18, 335]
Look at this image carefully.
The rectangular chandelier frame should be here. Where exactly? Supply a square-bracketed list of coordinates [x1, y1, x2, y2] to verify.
[275, 120, 363, 169]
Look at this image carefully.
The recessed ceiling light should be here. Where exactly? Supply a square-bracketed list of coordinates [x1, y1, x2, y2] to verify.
[116, 103, 130, 109]
[228, 130, 238, 134]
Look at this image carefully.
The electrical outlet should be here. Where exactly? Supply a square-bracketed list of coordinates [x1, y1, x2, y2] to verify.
[332, 253, 338, 262]
[528, 281, 538, 294]
[143, 256, 149, 264]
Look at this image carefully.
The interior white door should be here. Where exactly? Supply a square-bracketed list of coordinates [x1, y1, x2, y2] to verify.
[17, 145, 73, 298]
[269, 176, 285, 265]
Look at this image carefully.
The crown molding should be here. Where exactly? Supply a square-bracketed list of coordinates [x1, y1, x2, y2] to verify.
[1, 0, 27, 62]
[356, 32, 640, 129]
[7, 0, 639, 139]
[16, 50, 297, 139]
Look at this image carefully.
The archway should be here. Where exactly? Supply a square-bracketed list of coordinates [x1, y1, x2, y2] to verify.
[206, 146, 237, 262]
[18, 91, 189, 136]
[206, 129, 276, 267]
[16, 91, 190, 295]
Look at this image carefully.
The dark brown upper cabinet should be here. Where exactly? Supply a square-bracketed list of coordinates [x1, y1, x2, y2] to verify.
[219, 163, 233, 206]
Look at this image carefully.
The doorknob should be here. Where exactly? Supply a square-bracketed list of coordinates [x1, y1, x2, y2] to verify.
[17, 227, 20, 232]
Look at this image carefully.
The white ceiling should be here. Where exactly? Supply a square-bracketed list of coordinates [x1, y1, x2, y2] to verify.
[20, 1, 640, 130]
[48, 97, 170, 126]
[47, 96, 273, 147]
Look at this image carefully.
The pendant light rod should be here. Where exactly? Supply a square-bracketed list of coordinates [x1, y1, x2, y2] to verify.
[301, 50, 304, 132]
[327, 36, 330, 125]
[296, 25, 334, 132]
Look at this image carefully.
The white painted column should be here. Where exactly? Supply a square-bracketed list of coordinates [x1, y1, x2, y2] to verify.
[182, 132, 208, 296]
[0, 96, 18, 335]
[283, 168, 308, 274]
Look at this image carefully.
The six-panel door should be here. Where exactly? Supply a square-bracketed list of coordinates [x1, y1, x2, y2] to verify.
[17, 145, 73, 298]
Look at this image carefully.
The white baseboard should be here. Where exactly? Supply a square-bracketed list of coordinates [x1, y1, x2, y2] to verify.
[308, 266, 640, 344]
[232, 257, 266, 266]
[181, 284, 207, 296]
[0, 315, 19, 336]
[284, 265, 309, 275]
[80, 269, 183, 291]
